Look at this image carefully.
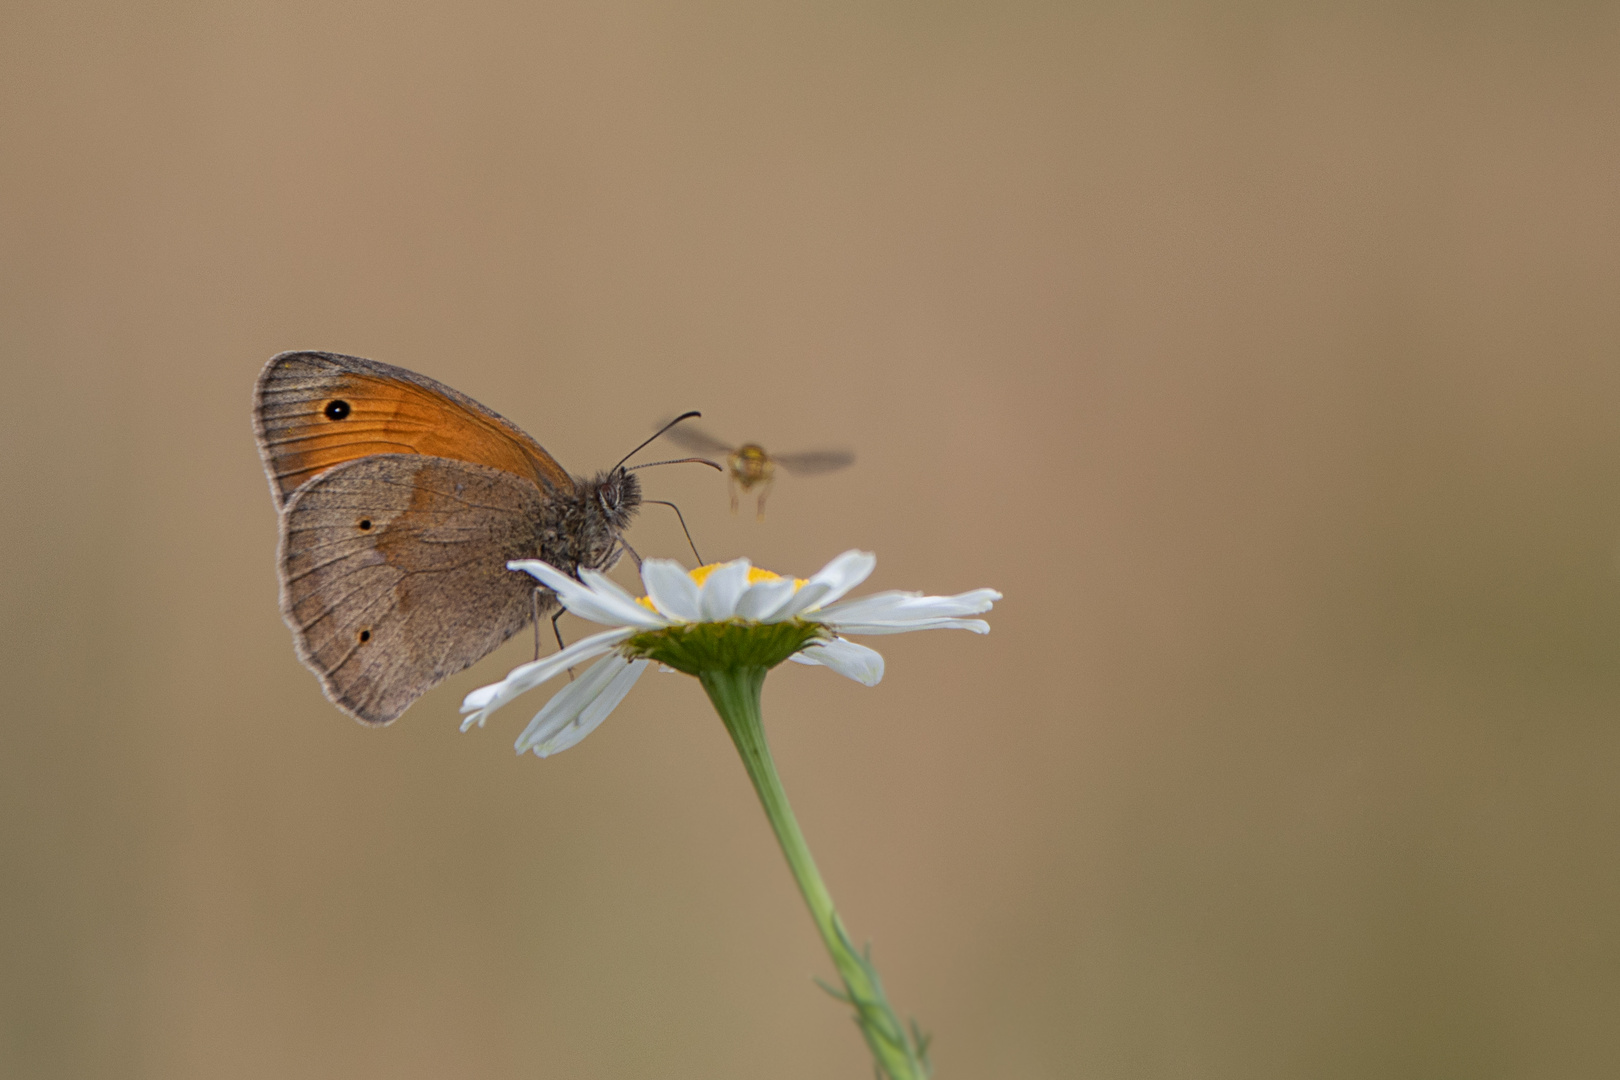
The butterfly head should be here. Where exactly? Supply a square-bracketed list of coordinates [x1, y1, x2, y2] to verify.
[591, 466, 642, 529]
[566, 467, 641, 572]
[563, 412, 711, 574]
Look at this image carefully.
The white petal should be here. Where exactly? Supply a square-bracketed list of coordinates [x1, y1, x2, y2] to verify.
[760, 578, 833, 622]
[808, 550, 877, 606]
[807, 590, 920, 624]
[507, 558, 584, 597]
[699, 559, 752, 620]
[459, 626, 636, 730]
[814, 588, 1001, 625]
[576, 568, 646, 608]
[578, 568, 672, 628]
[769, 550, 876, 620]
[792, 637, 885, 685]
[556, 588, 668, 628]
[735, 576, 799, 621]
[533, 659, 650, 757]
[819, 617, 990, 636]
[640, 559, 701, 621]
[508, 560, 666, 628]
[514, 654, 627, 755]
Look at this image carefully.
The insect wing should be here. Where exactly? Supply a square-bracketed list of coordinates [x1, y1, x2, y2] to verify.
[771, 448, 855, 475]
[659, 420, 737, 457]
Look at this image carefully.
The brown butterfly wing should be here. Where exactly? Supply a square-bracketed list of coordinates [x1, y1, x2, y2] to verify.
[254, 350, 574, 508]
[278, 454, 554, 725]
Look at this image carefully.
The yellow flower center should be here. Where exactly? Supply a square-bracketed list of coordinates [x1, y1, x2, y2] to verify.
[636, 563, 808, 612]
[690, 563, 802, 587]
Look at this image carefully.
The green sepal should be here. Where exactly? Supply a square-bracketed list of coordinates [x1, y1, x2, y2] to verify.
[625, 619, 826, 675]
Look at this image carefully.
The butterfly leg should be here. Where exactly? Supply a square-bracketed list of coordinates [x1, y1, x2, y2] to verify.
[552, 609, 579, 682]
[729, 477, 740, 514]
[532, 587, 546, 661]
[532, 588, 572, 661]
[533, 588, 580, 680]
[754, 479, 773, 522]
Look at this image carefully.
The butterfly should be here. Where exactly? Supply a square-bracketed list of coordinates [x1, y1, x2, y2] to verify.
[661, 422, 854, 520]
[253, 350, 671, 726]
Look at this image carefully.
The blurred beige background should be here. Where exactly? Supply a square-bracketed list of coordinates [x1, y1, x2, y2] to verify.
[4, 3, 1619, 1078]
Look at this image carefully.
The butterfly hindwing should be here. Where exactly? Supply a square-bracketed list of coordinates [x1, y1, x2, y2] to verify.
[278, 454, 554, 724]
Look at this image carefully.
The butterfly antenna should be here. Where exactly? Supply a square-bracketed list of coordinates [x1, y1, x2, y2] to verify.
[628, 456, 723, 473]
[615, 410, 704, 472]
[645, 499, 705, 564]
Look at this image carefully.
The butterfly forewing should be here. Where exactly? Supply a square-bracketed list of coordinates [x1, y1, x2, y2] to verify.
[255, 351, 574, 507]
[279, 454, 555, 724]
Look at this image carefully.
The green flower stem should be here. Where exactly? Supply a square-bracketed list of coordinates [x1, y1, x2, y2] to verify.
[700, 666, 931, 1080]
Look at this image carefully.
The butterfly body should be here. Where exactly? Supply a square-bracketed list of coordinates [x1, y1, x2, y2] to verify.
[254, 351, 640, 725]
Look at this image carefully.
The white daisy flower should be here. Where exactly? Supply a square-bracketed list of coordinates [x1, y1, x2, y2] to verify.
[460, 550, 1001, 758]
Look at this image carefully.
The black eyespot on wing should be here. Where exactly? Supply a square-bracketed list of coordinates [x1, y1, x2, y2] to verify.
[324, 399, 351, 420]
[358, 519, 372, 530]
[357, 629, 371, 643]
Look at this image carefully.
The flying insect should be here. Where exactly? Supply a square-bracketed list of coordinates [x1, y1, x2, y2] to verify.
[662, 421, 854, 520]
